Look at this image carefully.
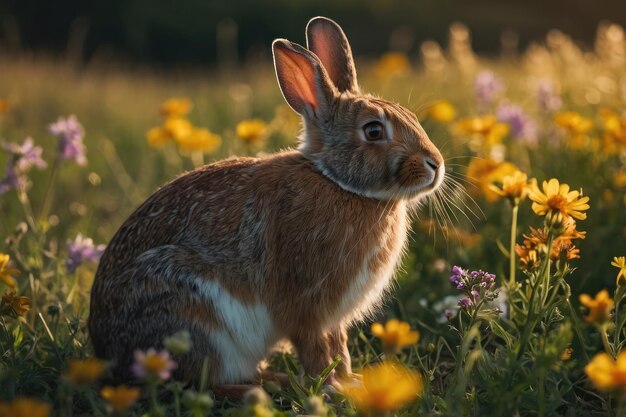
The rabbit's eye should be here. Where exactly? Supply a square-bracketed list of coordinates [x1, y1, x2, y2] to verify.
[363, 121, 385, 141]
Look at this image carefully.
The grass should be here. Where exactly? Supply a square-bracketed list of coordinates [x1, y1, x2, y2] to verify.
[1, 21, 626, 416]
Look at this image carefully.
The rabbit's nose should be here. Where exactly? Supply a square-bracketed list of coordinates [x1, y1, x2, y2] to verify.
[424, 157, 439, 171]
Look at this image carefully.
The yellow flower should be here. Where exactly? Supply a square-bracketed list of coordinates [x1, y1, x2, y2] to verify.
[160, 98, 193, 117]
[426, 101, 456, 122]
[1, 290, 30, 316]
[615, 171, 626, 188]
[371, 319, 420, 351]
[176, 128, 222, 154]
[341, 361, 422, 412]
[0, 398, 51, 417]
[560, 347, 573, 361]
[528, 178, 590, 221]
[146, 126, 171, 148]
[163, 117, 193, 142]
[585, 350, 626, 392]
[0, 253, 19, 287]
[454, 115, 510, 149]
[555, 111, 593, 134]
[600, 108, 626, 147]
[101, 385, 141, 413]
[65, 358, 106, 384]
[466, 158, 518, 202]
[373, 52, 410, 78]
[579, 290, 614, 324]
[0, 99, 9, 114]
[489, 170, 530, 204]
[236, 119, 269, 145]
[612, 256, 626, 285]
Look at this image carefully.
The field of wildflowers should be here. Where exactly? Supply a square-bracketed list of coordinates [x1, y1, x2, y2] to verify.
[1, 21, 626, 416]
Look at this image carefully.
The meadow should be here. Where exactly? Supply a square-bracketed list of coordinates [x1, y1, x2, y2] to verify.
[1, 21, 626, 416]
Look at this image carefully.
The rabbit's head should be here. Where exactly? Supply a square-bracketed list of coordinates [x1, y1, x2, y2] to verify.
[273, 17, 444, 201]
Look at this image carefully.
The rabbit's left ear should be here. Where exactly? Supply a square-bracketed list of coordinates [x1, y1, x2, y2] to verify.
[306, 17, 359, 94]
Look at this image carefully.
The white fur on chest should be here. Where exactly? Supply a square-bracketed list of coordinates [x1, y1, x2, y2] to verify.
[327, 212, 408, 328]
[193, 278, 278, 384]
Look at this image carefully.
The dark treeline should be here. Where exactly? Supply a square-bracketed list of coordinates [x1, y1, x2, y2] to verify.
[0, 0, 624, 65]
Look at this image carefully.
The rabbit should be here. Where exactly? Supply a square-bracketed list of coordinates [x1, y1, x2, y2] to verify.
[88, 16, 444, 389]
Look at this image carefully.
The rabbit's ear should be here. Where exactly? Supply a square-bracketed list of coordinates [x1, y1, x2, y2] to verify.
[273, 39, 336, 117]
[306, 17, 358, 94]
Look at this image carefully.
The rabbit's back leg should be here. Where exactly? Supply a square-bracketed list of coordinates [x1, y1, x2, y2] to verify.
[90, 244, 277, 385]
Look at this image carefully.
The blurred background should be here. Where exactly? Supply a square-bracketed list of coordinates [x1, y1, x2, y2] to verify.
[1, 0, 625, 66]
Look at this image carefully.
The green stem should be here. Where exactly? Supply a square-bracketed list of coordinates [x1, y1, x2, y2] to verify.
[39, 153, 60, 222]
[508, 204, 519, 289]
[600, 325, 614, 357]
[616, 393, 625, 417]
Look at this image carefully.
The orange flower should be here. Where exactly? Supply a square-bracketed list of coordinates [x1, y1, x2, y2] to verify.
[65, 358, 106, 384]
[489, 170, 531, 205]
[371, 319, 420, 352]
[0, 397, 50, 417]
[160, 98, 193, 117]
[0, 253, 19, 287]
[579, 290, 614, 324]
[528, 178, 590, 221]
[236, 119, 269, 145]
[426, 101, 456, 122]
[341, 361, 422, 411]
[1, 290, 30, 316]
[585, 350, 626, 392]
[466, 158, 518, 202]
[101, 385, 141, 413]
[612, 256, 626, 285]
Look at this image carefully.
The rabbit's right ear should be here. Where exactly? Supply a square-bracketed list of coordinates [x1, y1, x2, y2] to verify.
[273, 39, 336, 117]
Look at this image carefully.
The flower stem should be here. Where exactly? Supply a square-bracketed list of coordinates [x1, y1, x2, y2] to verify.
[508, 204, 519, 288]
[39, 153, 60, 222]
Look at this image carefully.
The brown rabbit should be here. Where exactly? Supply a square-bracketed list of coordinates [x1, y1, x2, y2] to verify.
[88, 16, 444, 388]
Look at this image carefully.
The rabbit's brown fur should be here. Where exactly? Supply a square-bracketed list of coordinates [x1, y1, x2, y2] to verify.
[88, 17, 444, 387]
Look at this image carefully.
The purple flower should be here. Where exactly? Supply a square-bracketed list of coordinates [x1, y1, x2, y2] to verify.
[471, 289, 480, 298]
[444, 309, 454, 319]
[458, 297, 473, 308]
[496, 102, 539, 146]
[536, 79, 562, 113]
[49, 115, 87, 166]
[66, 233, 105, 273]
[451, 266, 465, 277]
[474, 70, 504, 109]
[132, 348, 177, 380]
[4, 137, 48, 171]
[0, 137, 47, 195]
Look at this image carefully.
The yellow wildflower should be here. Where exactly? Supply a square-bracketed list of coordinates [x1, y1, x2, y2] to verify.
[101, 385, 140, 413]
[160, 98, 192, 117]
[579, 290, 614, 324]
[0, 253, 19, 287]
[612, 256, 626, 285]
[466, 158, 518, 202]
[236, 119, 269, 145]
[489, 170, 530, 205]
[341, 361, 422, 412]
[1, 290, 30, 316]
[176, 128, 222, 154]
[371, 319, 420, 352]
[454, 115, 509, 149]
[600, 108, 626, 147]
[426, 101, 456, 122]
[145, 126, 171, 148]
[65, 358, 106, 384]
[555, 111, 593, 134]
[0, 397, 51, 417]
[373, 52, 410, 78]
[0, 99, 9, 113]
[528, 178, 590, 221]
[585, 350, 626, 392]
[614, 171, 626, 188]
[163, 117, 193, 142]
[560, 347, 573, 361]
